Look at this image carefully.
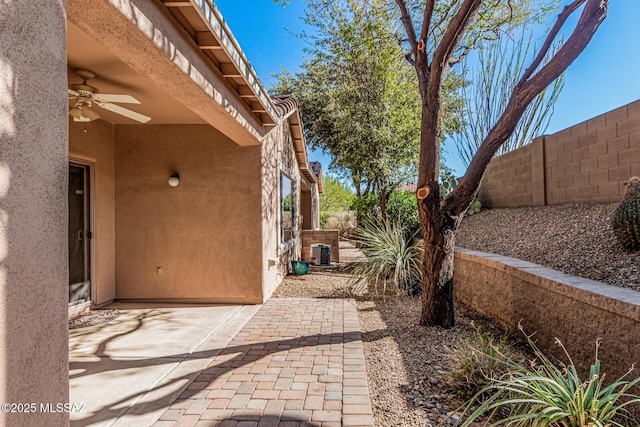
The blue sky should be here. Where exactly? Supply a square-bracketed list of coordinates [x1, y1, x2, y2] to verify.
[215, 1, 640, 176]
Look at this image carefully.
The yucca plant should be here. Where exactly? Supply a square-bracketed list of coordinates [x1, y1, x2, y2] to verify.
[349, 220, 423, 298]
[453, 325, 640, 427]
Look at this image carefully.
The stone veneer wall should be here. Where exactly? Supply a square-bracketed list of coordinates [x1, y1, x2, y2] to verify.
[301, 230, 340, 263]
[478, 100, 640, 207]
[454, 248, 640, 379]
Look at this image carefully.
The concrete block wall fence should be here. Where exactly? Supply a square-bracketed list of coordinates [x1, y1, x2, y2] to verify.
[301, 230, 340, 263]
[454, 248, 640, 380]
[479, 99, 640, 208]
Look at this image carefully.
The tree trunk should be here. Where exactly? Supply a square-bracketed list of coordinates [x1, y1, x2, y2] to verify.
[417, 185, 466, 327]
[394, 0, 607, 328]
[379, 187, 389, 224]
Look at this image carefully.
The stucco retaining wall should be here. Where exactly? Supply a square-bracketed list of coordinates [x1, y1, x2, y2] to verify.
[479, 99, 640, 207]
[454, 248, 640, 379]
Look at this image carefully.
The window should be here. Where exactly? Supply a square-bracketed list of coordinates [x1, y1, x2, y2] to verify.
[281, 173, 295, 244]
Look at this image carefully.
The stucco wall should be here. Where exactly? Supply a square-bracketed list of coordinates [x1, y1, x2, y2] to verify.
[301, 191, 313, 229]
[454, 248, 640, 379]
[0, 1, 70, 426]
[479, 100, 640, 207]
[69, 120, 117, 305]
[115, 124, 264, 303]
[310, 184, 320, 230]
[261, 120, 304, 300]
[300, 176, 321, 231]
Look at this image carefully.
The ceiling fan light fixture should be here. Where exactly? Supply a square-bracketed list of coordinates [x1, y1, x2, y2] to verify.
[80, 104, 101, 121]
[69, 106, 83, 119]
[68, 69, 150, 123]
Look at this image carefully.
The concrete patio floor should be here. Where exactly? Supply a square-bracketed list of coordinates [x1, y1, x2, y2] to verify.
[69, 298, 374, 427]
[69, 302, 259, 427]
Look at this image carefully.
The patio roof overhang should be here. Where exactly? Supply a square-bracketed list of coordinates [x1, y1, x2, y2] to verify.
[164, 1, 320, 185]
[162, 0, 279, 127]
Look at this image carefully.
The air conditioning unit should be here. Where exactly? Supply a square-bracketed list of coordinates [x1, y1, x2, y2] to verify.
[310, 243, 331, 266]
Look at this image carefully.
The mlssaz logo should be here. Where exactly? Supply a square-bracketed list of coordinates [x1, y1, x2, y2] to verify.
[40, 403, 85, 413]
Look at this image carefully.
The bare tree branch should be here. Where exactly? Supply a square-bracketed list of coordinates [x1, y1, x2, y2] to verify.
[520, 0, 586, 82]
[448, 44, 475, 65]
[431, 1, 457, 36]
[445, 0, 608, 216]
[431, 0, 482, 76]
[395, 0, 418, 59]
[420, 0, 436, 45]
[418, 0, 483, 186]
[405, 52, 416, 66]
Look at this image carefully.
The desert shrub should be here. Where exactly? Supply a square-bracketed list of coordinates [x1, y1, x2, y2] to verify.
[440, 174, 459, 199]
[349, 220, 423, 298]
[319, 211, 331, 229]
[450, 323, 523, 400]
[455, 325, 640, 427]
[439, 174, 482, 216]
[387, 191, 421, 239]
[350, 193, 380, 227]
[351, 191, 421, 240]
[319, 176, 354, 212]
[322, 211, 357, 238]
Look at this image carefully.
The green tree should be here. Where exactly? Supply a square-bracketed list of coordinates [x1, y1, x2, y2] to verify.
[271, 0, 462, 220]
[319, 175, 355, 213]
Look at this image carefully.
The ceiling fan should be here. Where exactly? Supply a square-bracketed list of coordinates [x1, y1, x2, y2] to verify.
[68, 69, 151, 123]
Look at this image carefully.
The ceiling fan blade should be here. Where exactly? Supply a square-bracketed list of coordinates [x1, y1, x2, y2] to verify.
[68, 88, 80, 97]
[94, 94, 141, 104]
[96, 101, 151, 123]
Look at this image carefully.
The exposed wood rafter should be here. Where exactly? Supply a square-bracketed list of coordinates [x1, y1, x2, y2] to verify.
[163, 0, 191, 7]
[196, 32, 222, 50]
[162, 0, 277, 126]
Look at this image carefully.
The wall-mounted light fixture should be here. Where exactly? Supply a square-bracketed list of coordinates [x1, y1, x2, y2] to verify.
[168, 173, 180, 187]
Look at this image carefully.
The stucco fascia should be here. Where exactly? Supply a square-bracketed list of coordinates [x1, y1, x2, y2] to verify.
[0, 1, 69, 426]
[67, 0, 265, 146]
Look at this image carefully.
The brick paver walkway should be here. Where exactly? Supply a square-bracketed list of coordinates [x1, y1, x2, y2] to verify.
[153, 298, 374, 427]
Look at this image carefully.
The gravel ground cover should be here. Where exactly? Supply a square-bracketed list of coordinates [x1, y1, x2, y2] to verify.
[274, 245, 507, 426]
[457, 204, 640, 291]
[274, 214, 640, 425]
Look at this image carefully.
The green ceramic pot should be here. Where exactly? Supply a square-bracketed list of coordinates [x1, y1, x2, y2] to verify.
[291, 260, 310, 275]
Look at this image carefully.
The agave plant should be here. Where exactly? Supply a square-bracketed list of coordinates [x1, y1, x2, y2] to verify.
[454, 325, 640, 426]
[349, 220, 423, 298]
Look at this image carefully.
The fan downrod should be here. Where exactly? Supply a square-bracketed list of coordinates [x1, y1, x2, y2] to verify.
[75, 69, 96, 82]
[71, 69, 99, 94]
